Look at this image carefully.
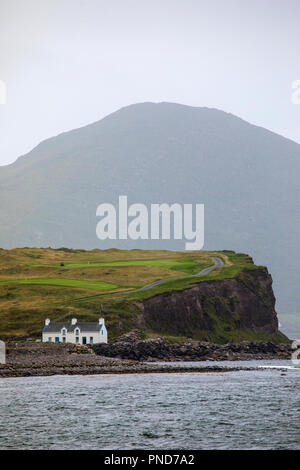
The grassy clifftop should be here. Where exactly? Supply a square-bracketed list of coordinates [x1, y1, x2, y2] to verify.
[0, 247, 288, 343]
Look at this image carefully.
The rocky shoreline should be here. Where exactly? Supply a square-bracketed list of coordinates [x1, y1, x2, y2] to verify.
[0, 342, 245, 378]
[92, 330, 292, 362]
[0, 333, 293, 378]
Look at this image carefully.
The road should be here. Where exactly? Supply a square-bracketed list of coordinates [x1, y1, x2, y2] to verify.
[136, 256, 224, 291]
[71, 256, 224, 304]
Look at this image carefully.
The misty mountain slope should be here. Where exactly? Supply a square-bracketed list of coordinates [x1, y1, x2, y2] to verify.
[0, 102, 299, 316]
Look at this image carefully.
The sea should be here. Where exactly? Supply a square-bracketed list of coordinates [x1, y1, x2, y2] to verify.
[0, 360, 299, 450]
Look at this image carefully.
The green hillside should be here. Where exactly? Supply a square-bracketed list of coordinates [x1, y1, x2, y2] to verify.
[0, 247, 287, 343]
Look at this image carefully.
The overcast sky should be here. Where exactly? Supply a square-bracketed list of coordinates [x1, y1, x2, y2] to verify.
[0, 0, 300, 166]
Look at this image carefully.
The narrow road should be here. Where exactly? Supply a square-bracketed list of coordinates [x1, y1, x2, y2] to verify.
[137, 256, 224, 291]
[71, 256, 224, 303]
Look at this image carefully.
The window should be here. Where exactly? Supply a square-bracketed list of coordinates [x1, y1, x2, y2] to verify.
[75, 328, 79, 335]
[76, 337, 79, 344]
[48, 337, 52, 342]
[90, 337, 93, 344]
[62, 337, 66, 343]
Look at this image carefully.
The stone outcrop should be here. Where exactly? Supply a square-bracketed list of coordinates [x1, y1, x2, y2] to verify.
[93, 330, 292, 362]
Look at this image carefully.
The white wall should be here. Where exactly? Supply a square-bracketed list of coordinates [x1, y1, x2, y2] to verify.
[42, 324, 107, 344]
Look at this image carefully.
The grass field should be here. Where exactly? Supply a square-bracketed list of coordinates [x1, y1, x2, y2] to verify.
[0, 278, 121, 291]
[0, 247, 270, 340]
[28, 257, 208, 274]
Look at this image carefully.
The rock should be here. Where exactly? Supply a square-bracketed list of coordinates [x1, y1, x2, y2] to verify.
[92, 331, 292, 362]
[136, 268, 282, 342]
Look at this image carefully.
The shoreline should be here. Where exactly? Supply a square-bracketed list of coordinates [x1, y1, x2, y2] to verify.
[0, 341, 294, 378]
[0, 366, 245, 378]
[0, 363, 293, 379]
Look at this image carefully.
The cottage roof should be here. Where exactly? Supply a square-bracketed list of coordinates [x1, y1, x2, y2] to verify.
[43, 322, 101, 333]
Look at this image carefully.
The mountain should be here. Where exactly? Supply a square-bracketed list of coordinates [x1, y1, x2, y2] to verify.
[0, 102, 299, 323]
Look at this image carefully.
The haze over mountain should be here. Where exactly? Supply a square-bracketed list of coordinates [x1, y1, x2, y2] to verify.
[0, 102, 299, 328]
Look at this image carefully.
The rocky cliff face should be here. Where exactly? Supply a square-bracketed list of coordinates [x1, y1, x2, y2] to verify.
[134, 267, 282, 343]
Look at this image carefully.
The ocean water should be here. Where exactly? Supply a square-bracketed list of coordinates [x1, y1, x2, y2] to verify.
[0, 362, 299, 450]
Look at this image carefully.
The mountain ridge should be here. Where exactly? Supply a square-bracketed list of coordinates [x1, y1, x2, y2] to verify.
[3, 102, 300, 171]
[0, 102, 299, 322]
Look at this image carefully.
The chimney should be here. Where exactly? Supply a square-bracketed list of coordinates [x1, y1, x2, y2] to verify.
[99, 318, 105, 326]
[45, 319, 50, 326]
[71, 318, 77, 325]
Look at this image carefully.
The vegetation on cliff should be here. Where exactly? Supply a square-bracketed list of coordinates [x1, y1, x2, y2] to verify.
[0, 248, 289, 343]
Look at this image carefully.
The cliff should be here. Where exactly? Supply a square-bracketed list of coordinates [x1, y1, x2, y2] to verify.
[131, 266, 287, 344]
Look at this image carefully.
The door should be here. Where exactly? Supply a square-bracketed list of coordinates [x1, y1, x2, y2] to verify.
[82, 337, 87, 345]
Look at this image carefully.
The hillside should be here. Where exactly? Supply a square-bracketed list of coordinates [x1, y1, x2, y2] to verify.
[0, 247, 288, 343]
[0, 103, 299, 326]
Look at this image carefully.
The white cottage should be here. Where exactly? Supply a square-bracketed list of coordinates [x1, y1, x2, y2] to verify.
[42, 317, 107, 345]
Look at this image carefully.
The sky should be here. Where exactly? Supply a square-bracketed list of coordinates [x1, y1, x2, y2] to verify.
[0, 0, 300, 166]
